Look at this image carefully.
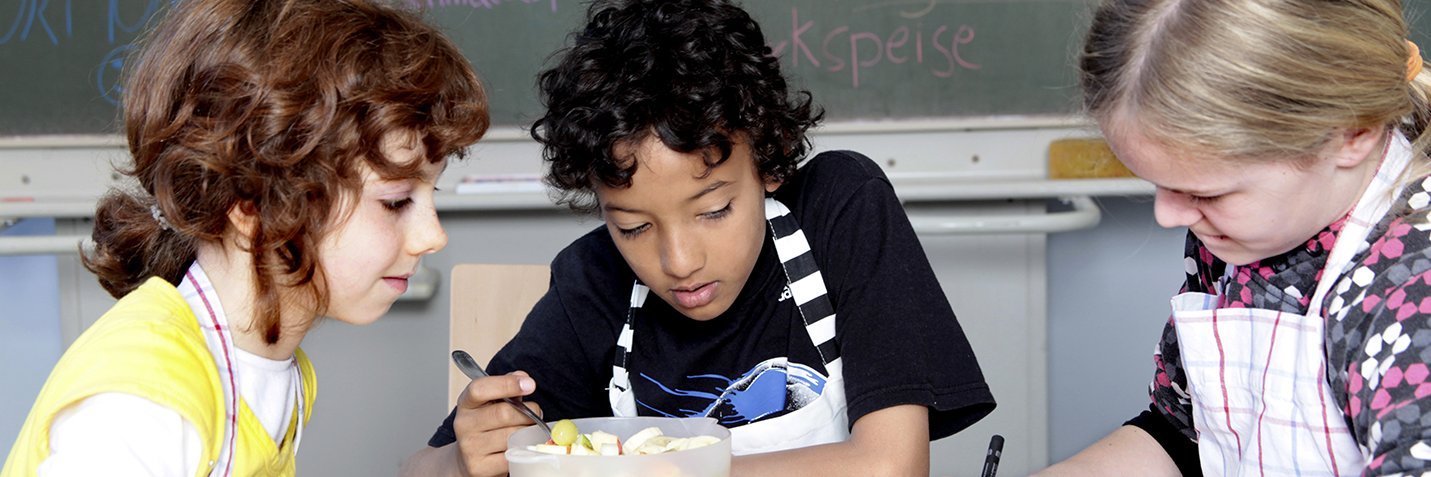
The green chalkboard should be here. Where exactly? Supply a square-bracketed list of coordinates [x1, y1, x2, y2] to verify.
[0, 0, 1096, 136]
[2, 0, 1429, 136]
[434, 0, 1096, 127]
[0, 0, 157, 136]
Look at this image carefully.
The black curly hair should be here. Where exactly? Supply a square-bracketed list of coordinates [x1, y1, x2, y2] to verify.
[532, 0, 823, 214]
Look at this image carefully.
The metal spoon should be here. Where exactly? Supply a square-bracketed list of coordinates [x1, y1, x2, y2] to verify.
[450, 350, 553, 436]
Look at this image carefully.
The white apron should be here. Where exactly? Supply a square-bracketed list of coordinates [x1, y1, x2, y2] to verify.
[1171, 133, 1411, 476]
[607, 197, 851, 455]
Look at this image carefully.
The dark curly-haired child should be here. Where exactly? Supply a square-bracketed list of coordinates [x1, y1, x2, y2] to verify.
[407, 1, 994, 475]
[3, 0, 487, 475]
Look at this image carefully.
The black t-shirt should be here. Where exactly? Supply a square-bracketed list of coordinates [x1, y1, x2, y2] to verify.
[429, 151, 995, 447]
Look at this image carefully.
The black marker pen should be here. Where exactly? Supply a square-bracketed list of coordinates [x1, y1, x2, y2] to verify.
[980, 434, 1004, 477]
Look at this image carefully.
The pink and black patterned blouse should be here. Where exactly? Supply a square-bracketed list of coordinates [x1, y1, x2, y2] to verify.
[1135, 176, 1431, 476]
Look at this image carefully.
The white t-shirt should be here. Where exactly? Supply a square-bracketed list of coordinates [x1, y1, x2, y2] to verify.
[40, 266, 299, 476]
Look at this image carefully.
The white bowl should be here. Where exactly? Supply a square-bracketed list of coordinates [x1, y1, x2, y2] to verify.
[506, 416, 732, 477]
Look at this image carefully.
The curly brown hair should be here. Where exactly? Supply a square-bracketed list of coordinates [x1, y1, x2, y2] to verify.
[532, 0, 822, 215]
[82, 0, 489, 344]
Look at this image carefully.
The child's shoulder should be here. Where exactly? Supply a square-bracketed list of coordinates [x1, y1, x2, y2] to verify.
[58, 279, 213, 379]
[549, 226, 638, 293]
[41, 278, 224, 421]
[552, 226, 623, 268]
[779, 150, 895, 217]
[93, 278, 201, 335]
[797, 150, 889, 186]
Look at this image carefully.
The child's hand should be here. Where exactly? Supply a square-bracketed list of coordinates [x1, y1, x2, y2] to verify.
[451, 371, 541, 477]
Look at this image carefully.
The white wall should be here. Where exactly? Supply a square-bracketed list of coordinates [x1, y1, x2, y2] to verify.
[0, 218, 64, 456]
[1045, 196, 1186, 461]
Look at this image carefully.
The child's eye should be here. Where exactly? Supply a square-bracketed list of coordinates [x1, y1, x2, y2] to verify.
[383, 198, 414, 211]
[1189, 194, 1221, 204]
[701, 202, 733, 220]
[618, 223, 650, 238]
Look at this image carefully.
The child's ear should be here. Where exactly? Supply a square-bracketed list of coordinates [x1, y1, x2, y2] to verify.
[226, 201, 259, 239]
[763, 179, 781, 194]
[1330, 126, 1388, 169]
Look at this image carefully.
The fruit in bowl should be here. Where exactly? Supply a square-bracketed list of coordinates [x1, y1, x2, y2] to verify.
[506, 416, 732, 477]
[528, 419, 722, 456]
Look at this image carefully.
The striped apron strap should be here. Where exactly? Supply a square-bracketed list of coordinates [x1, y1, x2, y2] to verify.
[607, 282, 646, 409]
[764, 197, 840, 367]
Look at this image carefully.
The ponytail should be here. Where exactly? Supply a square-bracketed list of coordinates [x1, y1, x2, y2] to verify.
[81, 190, 196, 298]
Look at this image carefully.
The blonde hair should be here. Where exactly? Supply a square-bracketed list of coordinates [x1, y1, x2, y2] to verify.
[1081, 0, 1431, 163]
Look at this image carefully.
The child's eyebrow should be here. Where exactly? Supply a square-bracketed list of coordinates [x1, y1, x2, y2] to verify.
[603, 180, 732, 213]
[687, 180, 729, 202]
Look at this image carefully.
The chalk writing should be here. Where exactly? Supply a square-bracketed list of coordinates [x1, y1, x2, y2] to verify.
[0, 0, 70, 45]
[0, 0, 161, 46]
[97, 44, 131, 105]
[769, 7, 979, 88]
[0, 0, 1098, 134]
[108, 0, 163, 44]
[0, 1, 23, 44]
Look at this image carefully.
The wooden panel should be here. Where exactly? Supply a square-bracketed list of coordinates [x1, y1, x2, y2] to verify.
[447, 263, 550, 409]
[1047, 137, 1134, 179]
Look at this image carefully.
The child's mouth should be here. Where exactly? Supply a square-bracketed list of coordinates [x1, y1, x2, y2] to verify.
[672, 281, 717, 309]
[383, 276, 409, 294]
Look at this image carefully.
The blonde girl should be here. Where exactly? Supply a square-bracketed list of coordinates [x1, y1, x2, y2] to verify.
[1040, 0, 1431, 475]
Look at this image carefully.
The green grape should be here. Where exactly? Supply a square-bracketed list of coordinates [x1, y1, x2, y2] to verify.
[551, 419, 579, 446]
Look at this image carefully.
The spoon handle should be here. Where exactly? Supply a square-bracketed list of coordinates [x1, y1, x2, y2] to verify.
[451, 350, 553, 435]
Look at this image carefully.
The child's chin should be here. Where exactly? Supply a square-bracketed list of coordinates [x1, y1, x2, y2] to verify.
[333, 310, 388, 326]
[1209, 247, 1263, 267]
[674, 303, 730, 322]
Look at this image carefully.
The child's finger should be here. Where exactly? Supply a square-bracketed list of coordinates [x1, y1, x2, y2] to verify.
[458, 374, 536, 410]
[471, 393, 544, 432]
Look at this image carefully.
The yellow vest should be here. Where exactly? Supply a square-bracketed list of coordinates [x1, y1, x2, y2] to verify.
[2, 277, 317, 477]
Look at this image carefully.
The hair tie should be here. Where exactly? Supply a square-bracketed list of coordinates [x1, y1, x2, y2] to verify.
[1408, 40, 1423, 82]
[149, 204, 172, 231]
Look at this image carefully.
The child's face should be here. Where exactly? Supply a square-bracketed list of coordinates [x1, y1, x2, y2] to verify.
[1106, 119, 1371, 266]
[597, 135, 778, 321]
[316, 134, 448, 325]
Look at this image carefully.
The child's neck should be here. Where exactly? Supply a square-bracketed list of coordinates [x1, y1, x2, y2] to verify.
[195, 246, 306, 360]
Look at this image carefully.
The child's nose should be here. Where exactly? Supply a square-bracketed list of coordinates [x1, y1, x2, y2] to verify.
[1153, 188, 1202, 229]
[659, 228, 703, 279]
[409, 207, 448, 255]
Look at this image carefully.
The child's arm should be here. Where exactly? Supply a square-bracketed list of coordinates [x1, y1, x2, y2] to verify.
[41, 393, 203, 476]
[731, 404, 931, 477]
[1338, 246, 1431, 476]
[401, 445, 466, 477]
[1032, 425, 1182, 477]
